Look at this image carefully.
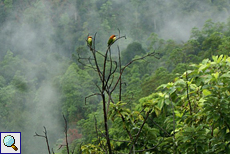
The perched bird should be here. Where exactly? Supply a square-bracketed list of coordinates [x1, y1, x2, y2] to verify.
[87, 36, 92, 47]
[107, 35, 116, 46]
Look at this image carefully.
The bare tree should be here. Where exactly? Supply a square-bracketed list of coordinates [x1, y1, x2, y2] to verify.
[34, 126, 51, 154]
[79, 30, 159, 153]
[35, 115, 76, 154]
[34, 30, 159, 154]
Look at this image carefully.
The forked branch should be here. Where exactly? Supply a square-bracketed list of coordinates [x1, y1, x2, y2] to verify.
[34, 126, 51, 154]
[129, 110, 151, 153]
[85, 93, 101, 105]
[111, 51, 159, 93]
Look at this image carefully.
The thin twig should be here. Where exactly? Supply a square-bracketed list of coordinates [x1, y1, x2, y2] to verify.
[109, 48, 112, 77]
[129, 110, 151, 154]
[106, 94, 111, 116]
[169, 94, 176, 154]
[79, 142, 83, 154]
[110, 138, 131, 143]
[77, 54, 98, 71]
[93, 32, 97, 52]
[94, 82, 102, 93]
[108, 96, 133, 141]
[118, 28, 121, 38]
[107, 75, 115, 91]
[101, 92, 111, 153]
[34, 126, 51, 154]
[85, 93, 101, 105]
[94, 115, 101, 146]
[88, 56, 95, 68]
[58, 144, 66, 150]
[135, 139, 164, 152]
[151, 117, 170, 137]
[71, 147, 75, 154]
[185, 71, 192, 115]
[91, 32, 103, 82]
[105, 52, 117, 89]
[118, 46, 122, 101]
[107, 35, 126, 48]
[82, 32, 159, 154]
[111, 52, 159, 93]
[63, 115, 70, 154]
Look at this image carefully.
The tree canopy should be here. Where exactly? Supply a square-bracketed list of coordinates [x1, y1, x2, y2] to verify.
[1, 0, 230, 153]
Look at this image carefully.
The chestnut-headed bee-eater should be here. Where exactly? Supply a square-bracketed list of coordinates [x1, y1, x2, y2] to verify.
[107, 35, 116, 46]
[87, 36, 92, 47]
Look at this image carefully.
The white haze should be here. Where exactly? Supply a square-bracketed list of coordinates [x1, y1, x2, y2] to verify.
[0, 1, 72, 153]
[0, 0, 229, 153]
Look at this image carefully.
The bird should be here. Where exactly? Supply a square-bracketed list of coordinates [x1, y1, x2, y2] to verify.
[107, 35, 116, 46]
[87, 36, 92, 48]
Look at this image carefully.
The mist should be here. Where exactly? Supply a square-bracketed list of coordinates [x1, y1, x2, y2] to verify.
[0, 1, 68, 153]
[0, 0, 229, 153]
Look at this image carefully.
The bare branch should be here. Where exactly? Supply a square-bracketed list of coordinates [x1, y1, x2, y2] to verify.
[107, 35, 126, 48]
[169, 95, 176, 154]
[118, 45, 122, 101]
[58, 144, 66, 150]
[120, 112, 134, 141]
[93, 32, 97, 52]
[94, 115, 101, 146]
[106, 91, 133, 141]
[34, 126, 51, 154]
[79, 142, 83, 154]
[71, 147, 75, 154]
[129, 110, 151, 154]
[135, 139, 164, 152]
[52, 148, 55, 154]
[107, 74, 115, 91]
[105, 61, 117, 89]
[63, 115, 70, 154]
[95, 82, 102, 93]
[90, 33, 103, 83]
[110, 138, 131, 143]
[104, 49, 114, 89]
[110, 61, 117, 75]
[101, 92, 111, 153]
[111, 51, 159, 93]
[88, 56, 95, 68]
[77, 54, 98, 72]
[81, 31, 160, 154]
[85, 93, 101, 105]
[118, 28, 121, 38]
[77, 55, 95, 61]
[185, 71, 192, 115]
[109, 49, 113, 77]
[106, 94, 112, 116]
[151, 117, 170, 137]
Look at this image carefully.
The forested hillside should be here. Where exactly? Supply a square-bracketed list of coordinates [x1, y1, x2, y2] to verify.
[1, 0, 230, 153]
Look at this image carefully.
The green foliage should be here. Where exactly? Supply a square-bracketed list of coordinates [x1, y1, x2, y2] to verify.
[0, 50, 21, 82]
[81, 143, 105, 154]
[4, 0, 12, 13]
[61, 63, 95, 122]
[121, 42, 146, 65]
[99, 1, 113, 31]
[155, 55, 230, 153]
[141, 67, 174, 96]
[79, 54, 230, 153]
[77, 17, 230, 153]
[2, 0, 230, 153]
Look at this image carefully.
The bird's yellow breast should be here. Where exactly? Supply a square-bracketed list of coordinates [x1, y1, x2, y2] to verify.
[88, 38, 92, 41]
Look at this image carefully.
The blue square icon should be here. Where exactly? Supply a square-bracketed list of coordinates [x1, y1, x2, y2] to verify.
[0, 132, 21, 154]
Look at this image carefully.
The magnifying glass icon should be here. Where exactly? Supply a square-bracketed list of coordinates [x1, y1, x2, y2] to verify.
[3, 135, 18, 151]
